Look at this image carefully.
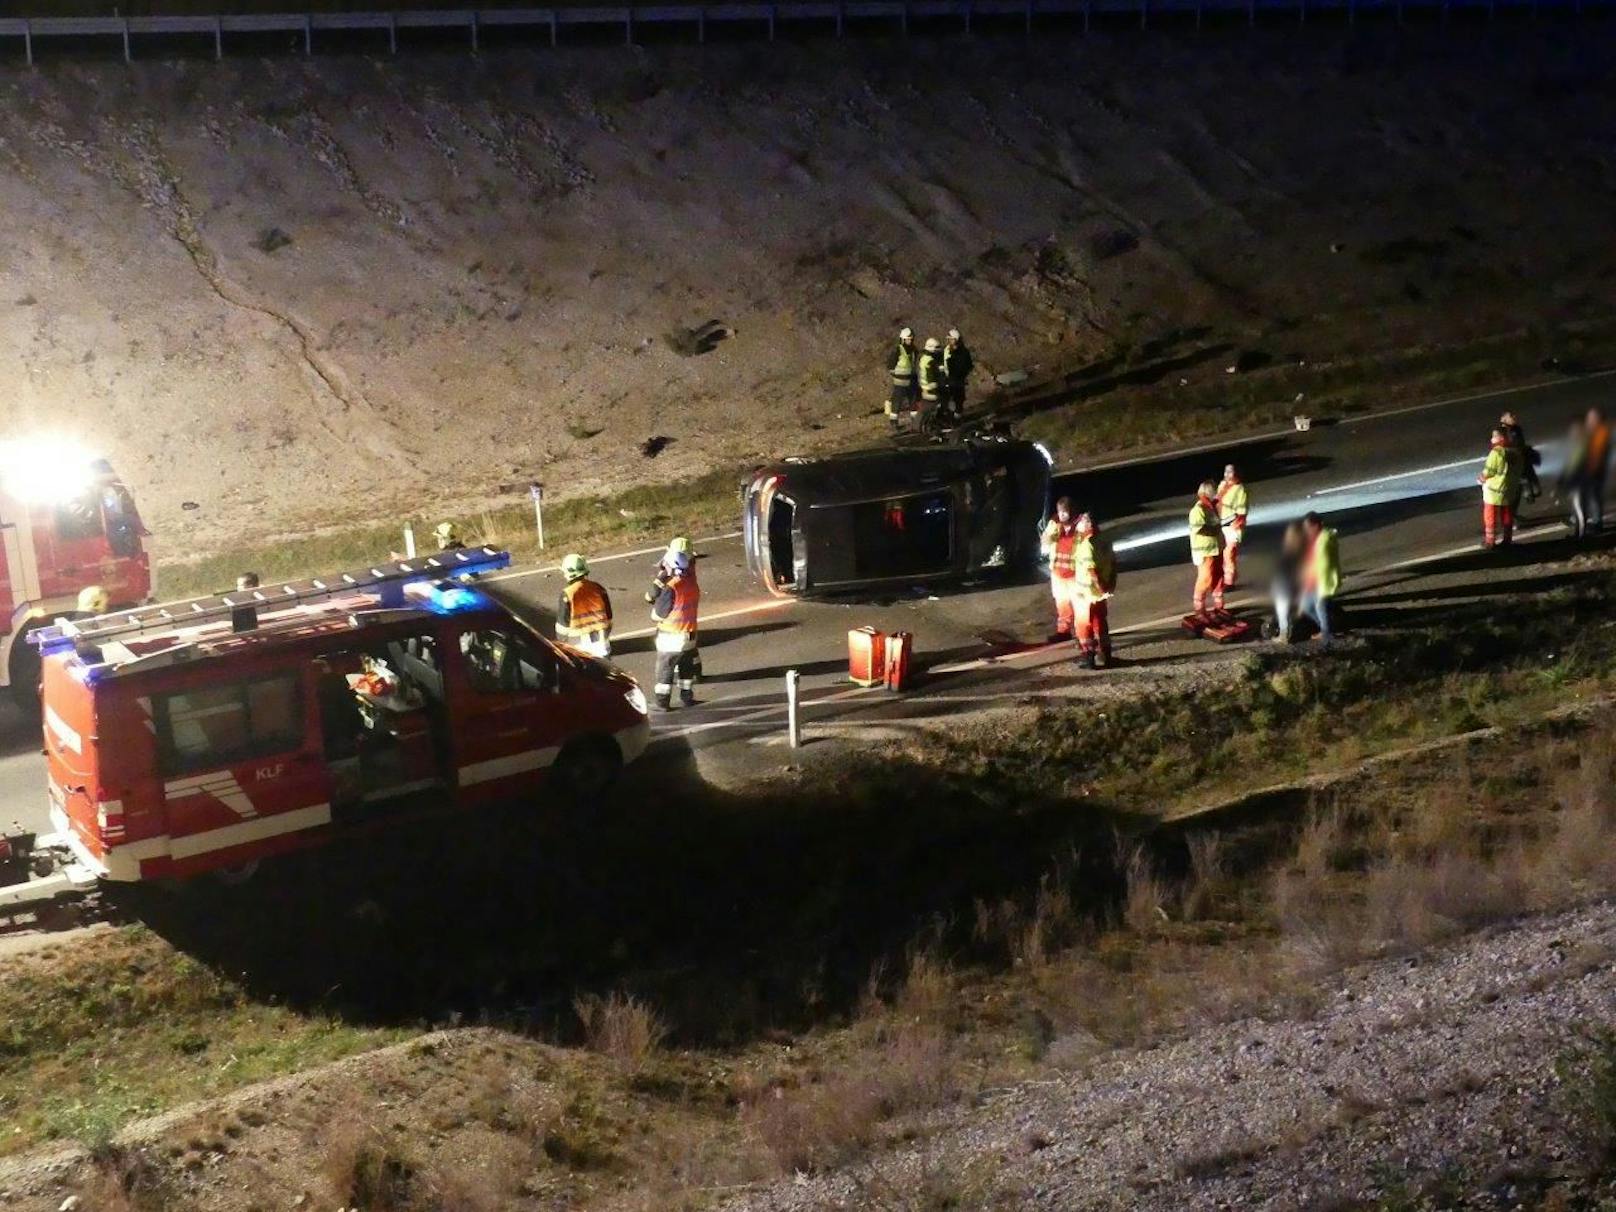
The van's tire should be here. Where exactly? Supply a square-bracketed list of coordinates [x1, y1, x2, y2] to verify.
[552, 737, 623, 802]
[212, 859, 261, 887]
[7, 627, 42, 720]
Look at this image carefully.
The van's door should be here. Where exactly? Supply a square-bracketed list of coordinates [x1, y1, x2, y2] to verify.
[150, 668, 333, 878]
[445, 621, 565, 803]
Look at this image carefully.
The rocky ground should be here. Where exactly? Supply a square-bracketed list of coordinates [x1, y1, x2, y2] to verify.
[725, 903, 1616, 1211]
[3, 29, 1615, 555]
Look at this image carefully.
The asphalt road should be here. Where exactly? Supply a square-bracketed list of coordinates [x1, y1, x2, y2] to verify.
[2, 371, 1611, 840]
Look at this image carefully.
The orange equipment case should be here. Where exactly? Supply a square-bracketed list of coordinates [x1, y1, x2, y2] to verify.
[849, 626, 886, 687]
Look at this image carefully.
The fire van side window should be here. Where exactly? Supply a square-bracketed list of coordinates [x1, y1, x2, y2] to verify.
[156, 675, 304, 775]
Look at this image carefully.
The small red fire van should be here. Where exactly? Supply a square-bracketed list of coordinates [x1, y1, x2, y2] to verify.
[33, 549, 650, 883]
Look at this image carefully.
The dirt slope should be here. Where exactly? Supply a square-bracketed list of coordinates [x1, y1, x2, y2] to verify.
[1, 30, 1613, 555]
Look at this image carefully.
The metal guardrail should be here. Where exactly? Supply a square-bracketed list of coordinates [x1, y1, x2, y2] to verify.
[0, 0, 1606, 61]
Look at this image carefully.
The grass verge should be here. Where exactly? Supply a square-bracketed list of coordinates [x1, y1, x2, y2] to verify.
[0, 927, 407, 1158]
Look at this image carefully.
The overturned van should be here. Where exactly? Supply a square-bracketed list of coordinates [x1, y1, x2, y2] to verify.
[742, 433, 1052, 596]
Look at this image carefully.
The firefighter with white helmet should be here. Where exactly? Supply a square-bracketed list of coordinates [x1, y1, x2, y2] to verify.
[942, 328, 973, 423]
[433, 521, 465, 551]
[918, 337, 948, 430]
[649, 549, 700, 710]
[555, 553, 613, 658]
[885, 326, 920, 430]
[1070, 513, 1117, 669]
[76, 585, 109, 616]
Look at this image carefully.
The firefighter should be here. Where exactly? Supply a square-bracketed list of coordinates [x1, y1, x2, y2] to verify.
[231, 572, 260, 633]
[555, 553, 613, 659]
[917, 337, 947, 431]
[1040, 496, 1082, 643]
[1216, 464, 1249, 588]
[1188, 480, 1226, 615]
[885, 327, 919, 430]
[942, 328, 973, 423]
[1499, 411, 1541, 507]
[645, 536, 702, 680]
[650, 549, 700, 710]
[434, 521, 465, 551]
[1071, 512, 1117, 670]
[1478, 425, 1521, 548]
[76, 585, 109, 616]
[1300, 511, 1340, 646]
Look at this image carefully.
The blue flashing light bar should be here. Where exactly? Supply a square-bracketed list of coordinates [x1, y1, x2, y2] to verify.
[32, 547, 513, 654]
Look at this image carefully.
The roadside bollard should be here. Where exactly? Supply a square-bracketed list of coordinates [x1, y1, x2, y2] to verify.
[786, 669, 802, 748]
[403, 522, 417, 558]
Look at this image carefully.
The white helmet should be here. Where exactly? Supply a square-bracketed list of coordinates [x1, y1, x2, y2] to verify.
[924, 337, 941, 352]
[947, 328, 961, 340]
[898, 327, 913, 340]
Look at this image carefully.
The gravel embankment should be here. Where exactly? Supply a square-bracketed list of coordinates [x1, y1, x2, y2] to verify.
[727, 903, 1616, 1210]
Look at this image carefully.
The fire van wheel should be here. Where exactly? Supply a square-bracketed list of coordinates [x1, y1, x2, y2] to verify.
[212, 859, 261, 886]
[553, 738, 623, 802]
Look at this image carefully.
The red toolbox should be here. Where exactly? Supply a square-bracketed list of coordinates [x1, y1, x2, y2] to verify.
[1181, 609, 1251, 644]
[849, 627, 887, 687]
[885, 630, 913, 691]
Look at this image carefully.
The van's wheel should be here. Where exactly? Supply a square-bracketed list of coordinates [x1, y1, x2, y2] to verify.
[552, 738, 623, 802]
[212, 859, 260, 887]
[7, 627, 42, 719]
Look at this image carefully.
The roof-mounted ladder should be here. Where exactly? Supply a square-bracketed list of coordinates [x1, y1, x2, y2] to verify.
[30, 547, 512, 654]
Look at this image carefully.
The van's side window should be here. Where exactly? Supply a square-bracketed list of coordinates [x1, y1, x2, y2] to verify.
[157, 675, 304, 775]
[54, 490, 106, 543]
[460, 629, 553, 694]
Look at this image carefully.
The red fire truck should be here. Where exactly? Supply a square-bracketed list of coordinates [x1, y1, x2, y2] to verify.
[31, 548, 650, 884]
[0, 442, 152, 711]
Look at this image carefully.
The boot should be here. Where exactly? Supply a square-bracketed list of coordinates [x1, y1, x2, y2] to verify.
[680, 688, 697, 707]
[1095, 647, 1110, 669]
[655, 692, 672, 711]
[1082, 649, 1098, 670]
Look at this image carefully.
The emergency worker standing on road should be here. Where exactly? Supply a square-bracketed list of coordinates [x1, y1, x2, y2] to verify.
[1500, 411, 1541, 508]
[1071, 513, 1117, 670]
[1563, 408, 1612, 538]
[885, 327, 919, 430]
[434, 521, 465, 552]
[646, 536, 701, 681]
[1041, 496, 1083, 643]
[918, 337, 948, 431]
[942, 329, 973, 423]
[1188, 480, 1226, 615]
[1271, 521, 1308, 643]
[555, 553, 613, 659]
[1216, 464, 1249, 588]
[1300, 512, 1340, 646]
[1479, 425, 1521, 548]
[650, 550, 700, 710]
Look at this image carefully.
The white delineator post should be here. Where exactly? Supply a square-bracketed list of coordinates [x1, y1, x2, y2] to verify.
[403, 522, 417, 558]
[530, 482, 546, 550]
[786, 669, 802, 748]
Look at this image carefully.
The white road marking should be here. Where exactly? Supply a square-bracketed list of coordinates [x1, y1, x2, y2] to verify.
[612, 597, 796, 642]
[1310, 456, 1482, 497]
[484, 530, 745, 585]
[1340, 368, 1616, 426]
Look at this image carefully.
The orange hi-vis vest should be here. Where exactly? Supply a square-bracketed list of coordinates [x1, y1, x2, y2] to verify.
[1050, 526, 1079, 579]
[563, 578, 612, 635]
[657, 570, 701, 634]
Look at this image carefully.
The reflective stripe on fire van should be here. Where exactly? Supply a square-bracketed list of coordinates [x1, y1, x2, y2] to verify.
[45, 705, 82, 755]
[457, 747, 561, 787]
[50, 799, 332, 881]
[96, 798, 126, 840]
[164, 771, 257, 819]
